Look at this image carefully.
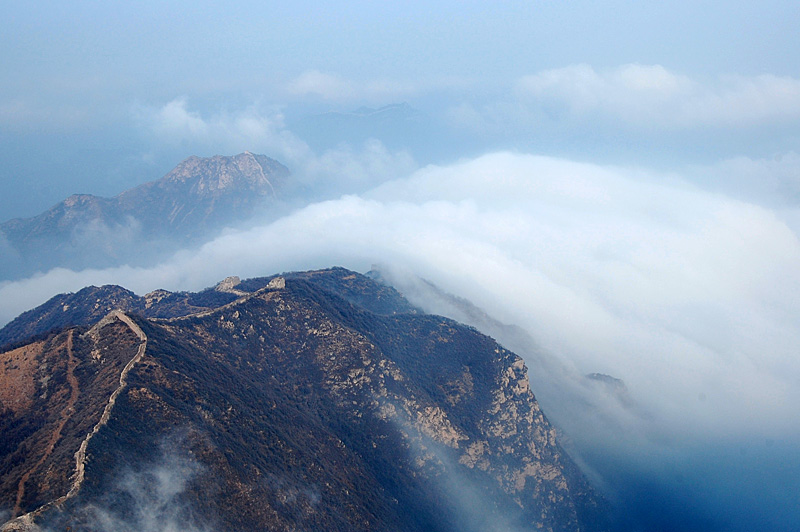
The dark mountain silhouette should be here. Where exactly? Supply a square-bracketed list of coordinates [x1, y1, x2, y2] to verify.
[0, 268, 611, 531]
[0, 153, 289, 280]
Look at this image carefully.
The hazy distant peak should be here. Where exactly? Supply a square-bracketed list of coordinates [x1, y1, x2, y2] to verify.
[115, 151, 290, 235]
[132, 151, 289, 197]
[0, 153, 291, 281]
[62, 194, 100, 207]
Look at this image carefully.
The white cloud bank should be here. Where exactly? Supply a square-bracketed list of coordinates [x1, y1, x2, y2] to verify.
[137, 98, 311, 163]
[448, 65, 800, 141]
[515, 64, 800, 128]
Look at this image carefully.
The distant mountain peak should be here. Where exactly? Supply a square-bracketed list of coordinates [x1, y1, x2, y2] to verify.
[146, 152, 287, 194]
[0, 153, 290, 280]
[62, 194, 98, 207]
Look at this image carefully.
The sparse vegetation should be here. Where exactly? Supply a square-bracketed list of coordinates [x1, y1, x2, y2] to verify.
[1, 268, 610, 532]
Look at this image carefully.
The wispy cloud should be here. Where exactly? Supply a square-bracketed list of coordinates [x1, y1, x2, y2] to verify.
[135, 98, 311, 163]
[514, 64, 800, 129]
[133, 98, 417, 196]
[39, 435, 212, 532]
[286, 70, 418, 102]
[286, 71, 355, 100]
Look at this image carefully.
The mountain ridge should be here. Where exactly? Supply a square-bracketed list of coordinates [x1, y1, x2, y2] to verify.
[0, 153, 289, 280]
[0, 267, 612, 531]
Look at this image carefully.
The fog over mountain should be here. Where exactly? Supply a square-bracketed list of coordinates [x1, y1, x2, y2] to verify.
[0, 152, 290, 280]
[2, 2, 800, 531]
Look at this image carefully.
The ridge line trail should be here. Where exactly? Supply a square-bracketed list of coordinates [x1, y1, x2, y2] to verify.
[249, 151, 276, 196]
[2, 311, 147, 530]
[63, 311, 147, 501]
[12, 330, 79, 518]
[155, 278, 284, 324]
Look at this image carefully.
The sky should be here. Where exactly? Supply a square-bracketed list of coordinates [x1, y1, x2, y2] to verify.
[3, 1, 800, 531]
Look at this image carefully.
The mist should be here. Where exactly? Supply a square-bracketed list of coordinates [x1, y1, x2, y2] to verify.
[37, 436, 212, 532]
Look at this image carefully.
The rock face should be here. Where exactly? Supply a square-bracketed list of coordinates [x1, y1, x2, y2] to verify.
[0, 268, 611, 532]
[0, 152, 289, 280]
[113, 152, 287, 238]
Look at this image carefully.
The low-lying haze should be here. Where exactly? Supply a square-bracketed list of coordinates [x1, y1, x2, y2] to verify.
[3, 2, 800, 531]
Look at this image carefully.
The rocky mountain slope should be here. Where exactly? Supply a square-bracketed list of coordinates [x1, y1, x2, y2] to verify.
[0, 152, 289, 280]
[0, 268, 611, 531]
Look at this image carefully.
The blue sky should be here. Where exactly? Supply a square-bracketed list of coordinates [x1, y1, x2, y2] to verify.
[3, 2, 800, 530]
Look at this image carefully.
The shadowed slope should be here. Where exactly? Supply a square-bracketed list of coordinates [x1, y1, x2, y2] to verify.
[1, 268, 612, 532]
